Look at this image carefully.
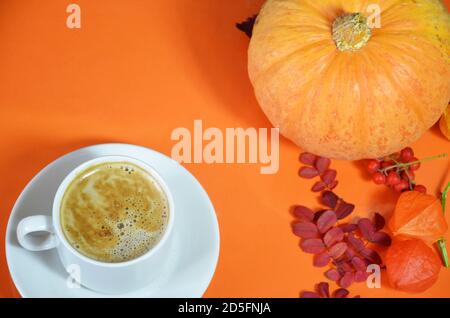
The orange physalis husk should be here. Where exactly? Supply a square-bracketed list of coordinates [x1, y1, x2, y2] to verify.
[439, 103, 450, 140]
[388, 191, 448, 242]
[386, 238, 441, 293]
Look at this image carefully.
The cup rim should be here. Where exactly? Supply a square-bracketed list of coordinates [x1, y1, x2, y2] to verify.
[52, 155, 175, 268]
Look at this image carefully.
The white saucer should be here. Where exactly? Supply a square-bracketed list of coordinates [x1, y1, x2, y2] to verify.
[5, 143, 220, 297]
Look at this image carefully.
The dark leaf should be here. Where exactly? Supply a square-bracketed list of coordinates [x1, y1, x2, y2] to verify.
[323, 227, 344, 247]
[293, 205, 314, 222]
[321, 169, 337, 185]
[339, 272, 354, 289]
[317, 282, 330, 298]
[315, 157, 331, 174]
[337, 261, 354, 273]
[300, 291, 320, 298]
[299, 152, 317, 166]
[339, 223, 358, 233]
[347, 233, 365, 252]
[328, 180, 339, 190]
[373, 212, 385, 231]
[355, 271, 368, 282]
[333, 288, 350, 298]
[329, 242, 348, 259]
[300, 239, 326, 254]
[317, 210, 337, 233]
[293, 222, 319, 239]
[351, 257, 367, 272]
[314, 251, 331, 267]
[324, 268, 341, 282]
[236, 15, 257, 38]
[311, 181, 327, 192]
[358, 218, 376, 241]
[298, 166, 320, 179]
[370, 231, 392, 246]
[321, 191, 338, 208]
[345, 246, 357, 259]
[313, 210, 327, 222]
[360, 248, 382, 265]
[335, 201, 355, 220]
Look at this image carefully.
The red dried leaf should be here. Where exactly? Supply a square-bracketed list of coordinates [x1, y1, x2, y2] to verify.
[300, 239, 326, 254]
[339, 272, 354, 288]
[321, 191, 338, 208]
[314, 251, 331, 267]
[373, 212, 386, 231]
[360, 248, 382, 265]
[298, 166, 319, 179]
[300, 291, 320, 298]
[335, 201, 355, 220]
[317, 282, 330, 298]
[311, 181, 327, 192]
[337, 261, 354, 273]
[316, 210, 337, 233]
[328, 180, 339, 190]
[293, 222, 319, 239]
[321, 169, 337, 185]
[370, 231, 391, 246]
[358, 218, 376, 241]
[313, 210, 327, 222]
[339, 223, 358, 233]
[324, 269, 341, 282]
[293, 205, 314, 222]
[315, 157, 331, 174]
[345, 246, 358, 259]
[351, 257, 367, 272]
[355, 271, 368, 282]
[333, 288, 350, 298]
[347, 233, 365, 252]
[323, 227, 344, 247]
[299, 152, 317, 166]
[328, 242, 348, 259]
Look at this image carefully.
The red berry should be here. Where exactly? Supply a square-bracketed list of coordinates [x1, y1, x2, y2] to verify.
[414, 185, 427, 193]
[367, 160, 380, 174]
[408, 157, 421, 171]
[400, 147, 414, 162]
[386, 171, 401, 186]
[372, 172, 386, 185]
[401, 170, 415, 181]
[381, 160, 395, 169]
[393, 180, 409, 192]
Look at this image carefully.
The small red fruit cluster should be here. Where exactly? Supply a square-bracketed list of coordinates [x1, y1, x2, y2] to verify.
[366, 147, 427, 193]
[295, 153, 392, 291]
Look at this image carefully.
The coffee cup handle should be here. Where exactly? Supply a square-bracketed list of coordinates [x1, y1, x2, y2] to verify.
[17, 215, 59, 251]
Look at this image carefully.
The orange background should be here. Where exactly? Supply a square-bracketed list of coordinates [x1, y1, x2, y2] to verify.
[1, 0, 450, 298]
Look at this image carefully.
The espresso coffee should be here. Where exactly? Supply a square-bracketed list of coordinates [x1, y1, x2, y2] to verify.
[60, 161, 169, 263]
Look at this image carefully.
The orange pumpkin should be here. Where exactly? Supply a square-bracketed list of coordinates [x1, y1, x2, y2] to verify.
[248, 0, 450, 160]
[389, 191, 448, 242]
[386, 238, 441, 293]
[440, 103, 450, 140]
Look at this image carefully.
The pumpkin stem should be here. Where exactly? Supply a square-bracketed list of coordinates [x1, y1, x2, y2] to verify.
[332, 13, 372, 52]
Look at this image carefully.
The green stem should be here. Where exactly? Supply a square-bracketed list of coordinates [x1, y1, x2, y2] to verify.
[438, 182, 450, 268]
[380, 153, 448, 173]
[442, 182, 450, 213]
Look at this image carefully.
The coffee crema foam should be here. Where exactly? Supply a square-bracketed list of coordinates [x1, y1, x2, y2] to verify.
[60, 162, 169, 263]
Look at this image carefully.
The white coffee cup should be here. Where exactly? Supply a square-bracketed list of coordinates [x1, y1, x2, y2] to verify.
[16, 155, 175, 294]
